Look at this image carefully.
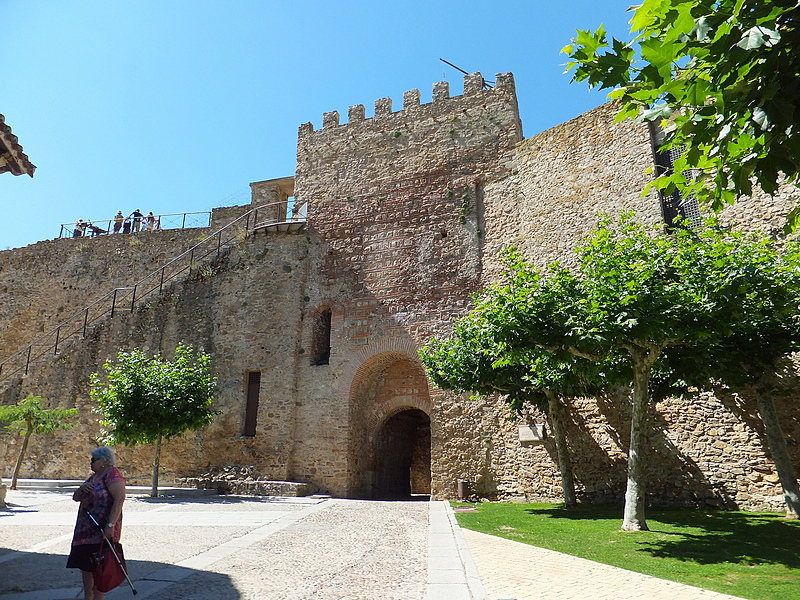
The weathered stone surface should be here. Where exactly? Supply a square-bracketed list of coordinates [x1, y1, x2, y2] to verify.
[183, 466, 318, 496]
[1, 72, 799, 512]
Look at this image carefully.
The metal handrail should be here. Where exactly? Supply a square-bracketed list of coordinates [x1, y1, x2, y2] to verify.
[0, 202, 303, 385]
[58, 211, 212, 238]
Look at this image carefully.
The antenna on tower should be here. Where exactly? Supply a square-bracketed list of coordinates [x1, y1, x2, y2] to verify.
[439, 59, 494, 89]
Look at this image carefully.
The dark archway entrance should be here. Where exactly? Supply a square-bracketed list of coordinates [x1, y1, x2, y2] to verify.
[371, 409, 431, 499]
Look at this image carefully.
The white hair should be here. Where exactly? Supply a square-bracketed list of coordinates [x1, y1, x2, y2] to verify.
[91, 446, 116, 466]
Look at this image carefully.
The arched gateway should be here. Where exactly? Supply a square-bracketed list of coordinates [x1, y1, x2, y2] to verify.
[345, 349, 432, 498]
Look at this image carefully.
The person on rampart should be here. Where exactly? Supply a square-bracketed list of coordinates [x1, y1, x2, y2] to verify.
[143, 211, 156, 231]
[112, 211, 124, 234]
[67, 446, 127, 600]
[122, 215, 132, 234]
[87, 222, 106, 237]
[73, 219, 87, 237]
[129, 209, 143, 233]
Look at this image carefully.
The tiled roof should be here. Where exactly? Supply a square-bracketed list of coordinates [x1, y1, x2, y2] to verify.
[0, 114, 36, 177]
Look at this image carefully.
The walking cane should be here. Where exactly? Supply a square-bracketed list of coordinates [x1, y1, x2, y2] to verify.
[86, 510, 139, 595]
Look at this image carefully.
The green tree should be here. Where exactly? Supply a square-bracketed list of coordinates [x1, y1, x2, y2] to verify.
[421, 300, 630, 509]
[563, 0, 800, 229]
[665, 235, 800, 518]
[0, 394, 78, 490]
[461, 216, 795, 531]
[90, 343, 218, 497]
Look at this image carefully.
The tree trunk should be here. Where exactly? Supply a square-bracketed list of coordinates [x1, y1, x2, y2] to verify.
[546, 390, 577, 508]
[150, 435, 162, 498]
[622, 346, 659, 532]
[754, 380, 800, 519]
[11, 430, 32, 491]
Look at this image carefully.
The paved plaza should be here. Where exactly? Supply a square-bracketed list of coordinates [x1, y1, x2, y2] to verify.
[0, 484, 747, 600]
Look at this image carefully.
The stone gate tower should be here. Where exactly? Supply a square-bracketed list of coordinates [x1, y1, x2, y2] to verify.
[290, 72, 523, 497]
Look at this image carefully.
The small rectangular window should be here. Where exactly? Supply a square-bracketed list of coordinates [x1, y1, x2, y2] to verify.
[243, 371, 261, 437]
[312, 308, 332, 365]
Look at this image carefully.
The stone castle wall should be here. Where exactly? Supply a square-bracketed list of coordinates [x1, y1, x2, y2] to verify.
[1, 73, 799, 511]
[292, 72, 523, 497]
[0, 232, 313, 485]
[430, 98, 800, 508]
[0, 229, 211, 363]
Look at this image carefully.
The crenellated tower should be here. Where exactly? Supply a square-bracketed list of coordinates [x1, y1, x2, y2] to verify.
[293, 72, 522, 337]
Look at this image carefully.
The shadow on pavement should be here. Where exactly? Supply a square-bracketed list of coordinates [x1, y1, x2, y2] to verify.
[0, 548, 241, 599]
[134, 494, 315, 505]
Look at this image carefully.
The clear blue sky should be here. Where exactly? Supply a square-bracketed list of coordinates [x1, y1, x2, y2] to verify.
[1, 0, 633, 250]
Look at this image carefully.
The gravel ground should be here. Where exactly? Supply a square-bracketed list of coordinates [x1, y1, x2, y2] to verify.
[0, 490, 429, 600]
[156, 500, 428, 600]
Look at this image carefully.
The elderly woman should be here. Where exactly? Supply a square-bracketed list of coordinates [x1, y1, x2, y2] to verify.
[66, 446, 126, 600]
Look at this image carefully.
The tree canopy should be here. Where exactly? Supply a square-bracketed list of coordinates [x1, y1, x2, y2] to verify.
[90, 343, 217, 496]
[0, 394, 77, 490]
[662, 234, 800, 517]
[563, 0, 800, 229]
[421, 306, 618, 508]
[429, 214, 800, 530]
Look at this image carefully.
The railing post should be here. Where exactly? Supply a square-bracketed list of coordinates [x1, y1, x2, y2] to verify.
[182, 213, 187, 229]
[189, 248, 195, 276]
[159, 267, 166, 293]
[54, 326, 60, 355]
[130, 285, 137, 312]
[25, 345, 32, 375]
[82, 307, 89, 338]
[111, 289, 118, 318]
[216, 231, 222, 258]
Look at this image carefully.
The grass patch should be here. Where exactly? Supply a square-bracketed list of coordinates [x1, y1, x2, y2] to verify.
[453, 501, 800, 600]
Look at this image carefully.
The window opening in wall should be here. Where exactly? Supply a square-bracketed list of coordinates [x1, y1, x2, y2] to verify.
[243, 371, 261, 437]
[311, 308, 332, 366]
[649, 124, 702, 229]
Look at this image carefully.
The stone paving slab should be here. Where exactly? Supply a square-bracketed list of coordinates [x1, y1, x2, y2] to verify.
[2, 485, 756, 600]
[0, 489, 432, 600]
[461, 528, 749, 600]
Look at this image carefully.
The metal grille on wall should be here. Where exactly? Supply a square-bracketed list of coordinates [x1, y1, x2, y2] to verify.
[652, 139, 702, 229]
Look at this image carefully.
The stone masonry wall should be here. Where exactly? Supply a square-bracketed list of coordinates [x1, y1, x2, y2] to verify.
[0, 228, 211, 364]
[2, 73, 800, 511]
[433, 100, 800, 509]
[0, 231, 315, 487]
[292, 72, 524, 497]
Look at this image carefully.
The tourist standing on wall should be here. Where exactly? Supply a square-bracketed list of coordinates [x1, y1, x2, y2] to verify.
[130, 209, 144, 233]
[67, 446, 127, 600]
[122, 215, 132, 234]
[73, 219, 87, 238]
[112, 211, 124, 234]
[143, 212, 156, 231]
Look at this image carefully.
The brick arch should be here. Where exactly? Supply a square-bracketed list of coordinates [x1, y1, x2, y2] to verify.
[339, 337, 422, 401]
[343, 339, 432, 497]
[344, 344, 431, 442]
[366, 389, 431, 446]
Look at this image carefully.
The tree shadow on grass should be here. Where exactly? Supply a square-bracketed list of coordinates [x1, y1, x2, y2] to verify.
[524, 505, 800, 569]
[641, 510, 800, 568]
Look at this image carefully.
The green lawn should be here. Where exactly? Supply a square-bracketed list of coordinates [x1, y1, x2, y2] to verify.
[452, 502, 800, 600]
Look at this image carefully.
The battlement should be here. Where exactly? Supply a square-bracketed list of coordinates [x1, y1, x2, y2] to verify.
[298, 72, 518, 136]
